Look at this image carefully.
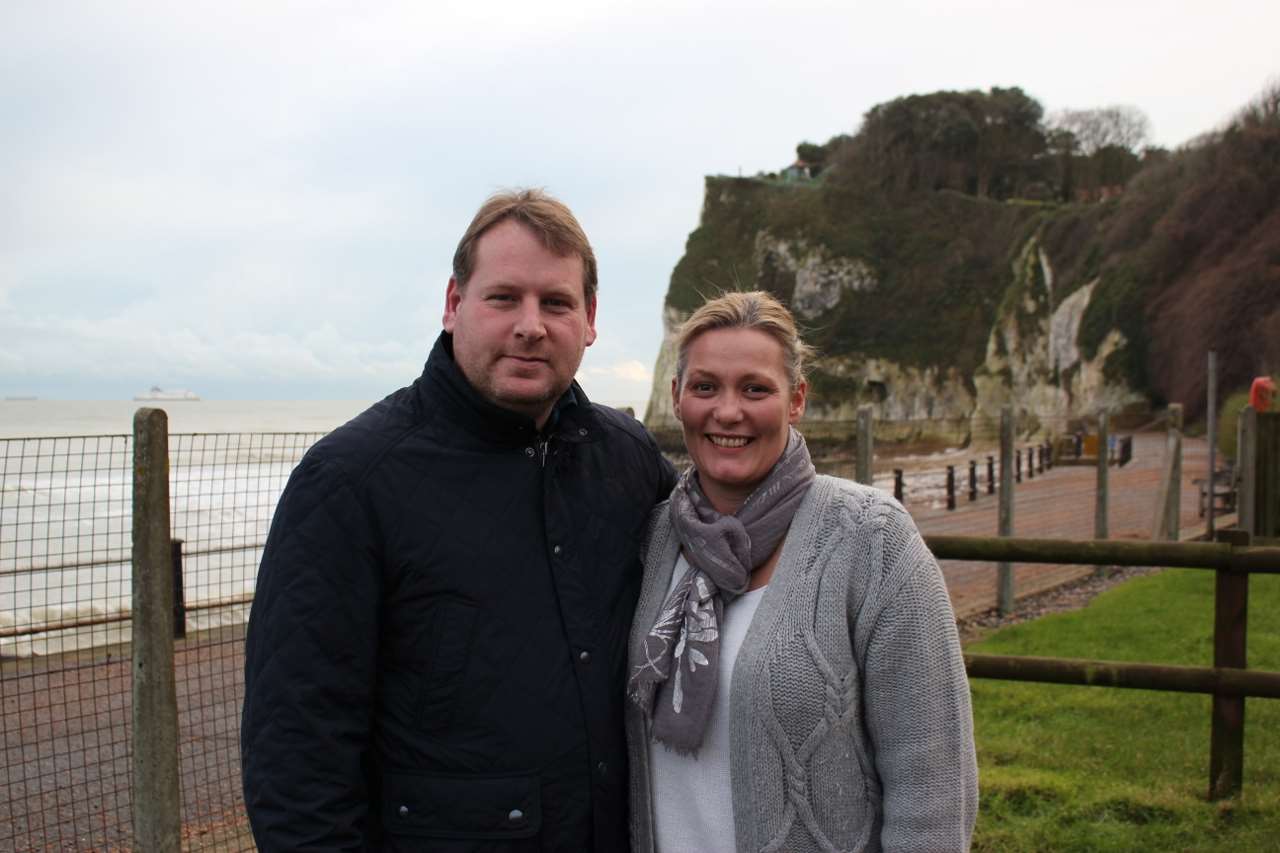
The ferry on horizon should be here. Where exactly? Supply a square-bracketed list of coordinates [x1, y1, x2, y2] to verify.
[134, 386, 200, 401]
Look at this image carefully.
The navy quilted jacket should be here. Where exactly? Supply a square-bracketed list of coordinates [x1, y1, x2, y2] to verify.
[241, 333, 676, 851]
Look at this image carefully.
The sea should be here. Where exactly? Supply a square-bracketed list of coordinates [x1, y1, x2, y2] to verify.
[0, 398, 383, 438]
[0, 397, 647, 658]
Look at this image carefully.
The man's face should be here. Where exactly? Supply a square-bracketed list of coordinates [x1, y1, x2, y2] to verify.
[443, 219, 597, 427]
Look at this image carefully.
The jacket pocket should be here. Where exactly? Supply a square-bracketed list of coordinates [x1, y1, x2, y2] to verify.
[381, 770, 541, 840]
[416, 597, 478, 732]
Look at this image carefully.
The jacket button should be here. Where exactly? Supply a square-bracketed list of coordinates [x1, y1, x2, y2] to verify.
[552, 544, 562, 555]
[398, 805, 409, 817]
[508, 808, 524, 821]
[525, 447, 535, 457]
[578, 427, 588, 436]
[578, 650, 591, 664]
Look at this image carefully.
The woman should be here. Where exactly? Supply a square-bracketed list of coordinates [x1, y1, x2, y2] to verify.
[627, 291, 977, 853]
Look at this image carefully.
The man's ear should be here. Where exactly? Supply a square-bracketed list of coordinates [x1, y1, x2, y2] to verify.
[442, 277, 462, 332]
[584, 294, 598, 347]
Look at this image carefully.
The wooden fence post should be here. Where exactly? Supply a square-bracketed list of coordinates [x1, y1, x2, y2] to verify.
[1209, 529, 1250, 801]
[1208, 409, 1276, 800]
[856, 405, 874, 486]
[1238, 408, 1280, 538]
[132, 408, 181, 851]
[1095, 411, 1109, 540]
[998, 406, 1015, 615]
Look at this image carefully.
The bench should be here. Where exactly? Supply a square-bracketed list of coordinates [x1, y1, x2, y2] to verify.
[1195, 465, 1237, 517]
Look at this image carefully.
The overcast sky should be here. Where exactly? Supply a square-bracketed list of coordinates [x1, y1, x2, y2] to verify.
[3, 0, 1276, 406]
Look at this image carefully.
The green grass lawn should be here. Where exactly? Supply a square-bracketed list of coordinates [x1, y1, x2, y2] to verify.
[966, 569, 1280, 852]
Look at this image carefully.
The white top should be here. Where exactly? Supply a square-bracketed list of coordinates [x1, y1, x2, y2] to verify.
[648, 553, 767, 853]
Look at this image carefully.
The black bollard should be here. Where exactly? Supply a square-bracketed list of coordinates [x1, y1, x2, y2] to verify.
[968, 460, 977, 502]
[946, 465, 956, 510]
[986, 455, 995, 495]
[894, 468, 904, 503]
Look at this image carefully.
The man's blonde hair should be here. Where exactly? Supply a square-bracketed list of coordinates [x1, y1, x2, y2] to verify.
[452, 188, 598, 303]
[675, 291, 815, 389]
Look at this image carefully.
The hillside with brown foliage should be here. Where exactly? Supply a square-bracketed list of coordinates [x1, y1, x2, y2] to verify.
[1143, 89, 1280, 418]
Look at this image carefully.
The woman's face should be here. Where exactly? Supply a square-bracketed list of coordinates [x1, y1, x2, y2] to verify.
[673, 327, 807, 515]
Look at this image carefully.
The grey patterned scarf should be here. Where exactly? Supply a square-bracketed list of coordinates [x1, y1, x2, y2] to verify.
[628, 427, 815, 754]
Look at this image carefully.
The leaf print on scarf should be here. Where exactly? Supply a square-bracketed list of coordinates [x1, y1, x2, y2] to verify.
[672, 665, 684, 714]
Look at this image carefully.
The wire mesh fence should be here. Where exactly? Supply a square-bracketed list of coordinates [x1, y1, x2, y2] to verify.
[1, 432, 322, 852]
[2, 435, 135, 851]
[169, 432, 322, 852]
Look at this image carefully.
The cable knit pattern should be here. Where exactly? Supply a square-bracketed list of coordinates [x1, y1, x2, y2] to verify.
[627, 475, 977, 853]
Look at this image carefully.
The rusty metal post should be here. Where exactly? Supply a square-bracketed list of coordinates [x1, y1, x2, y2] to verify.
[1096, 411, 1109, 540]
[1152, 404, 1184, 541]
[986, 455, 995, 495]
[1210, 529, 1250, 800]
[132, 408, 181, 851]
[855, 405, 874, 486]
[998, 406, 1015, 615]
[893, 469, 904, 503]
[946, 465, 956, 510]
[968, 460, 977, 502]
[1207, 350, 1218, 538]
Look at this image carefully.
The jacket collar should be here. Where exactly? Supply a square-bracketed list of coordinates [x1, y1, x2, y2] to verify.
[417, 332, 599, 445]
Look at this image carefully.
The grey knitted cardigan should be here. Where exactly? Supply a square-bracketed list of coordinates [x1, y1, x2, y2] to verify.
[626, 475, 978, 853]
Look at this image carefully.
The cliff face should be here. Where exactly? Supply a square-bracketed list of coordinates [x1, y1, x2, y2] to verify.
[645, 178, 1148, 446]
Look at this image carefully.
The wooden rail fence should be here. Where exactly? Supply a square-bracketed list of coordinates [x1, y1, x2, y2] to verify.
[926, 407, 1280, 800]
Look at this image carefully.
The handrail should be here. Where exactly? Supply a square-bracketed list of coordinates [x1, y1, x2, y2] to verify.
[965, 653, 1280, 698]
[925, 534, 1280, 573]
[1, 541, 265, 576]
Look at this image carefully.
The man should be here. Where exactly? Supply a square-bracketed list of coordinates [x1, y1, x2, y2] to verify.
[241, 189, 676, 851]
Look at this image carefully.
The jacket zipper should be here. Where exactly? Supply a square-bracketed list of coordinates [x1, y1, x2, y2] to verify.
[539, 437, 551, 468]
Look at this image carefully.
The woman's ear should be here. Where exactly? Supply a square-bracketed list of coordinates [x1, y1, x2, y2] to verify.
[789, 380, 808, 423]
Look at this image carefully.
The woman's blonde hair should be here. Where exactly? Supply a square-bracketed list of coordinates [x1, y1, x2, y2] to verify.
[674, 291, 815, 390]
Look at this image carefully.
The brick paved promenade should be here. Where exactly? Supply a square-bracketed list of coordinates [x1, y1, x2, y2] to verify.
[912, 432, 1217, 618]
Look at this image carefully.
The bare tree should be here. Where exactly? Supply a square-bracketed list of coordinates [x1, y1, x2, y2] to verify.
[1048, 105, 1152, 154]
